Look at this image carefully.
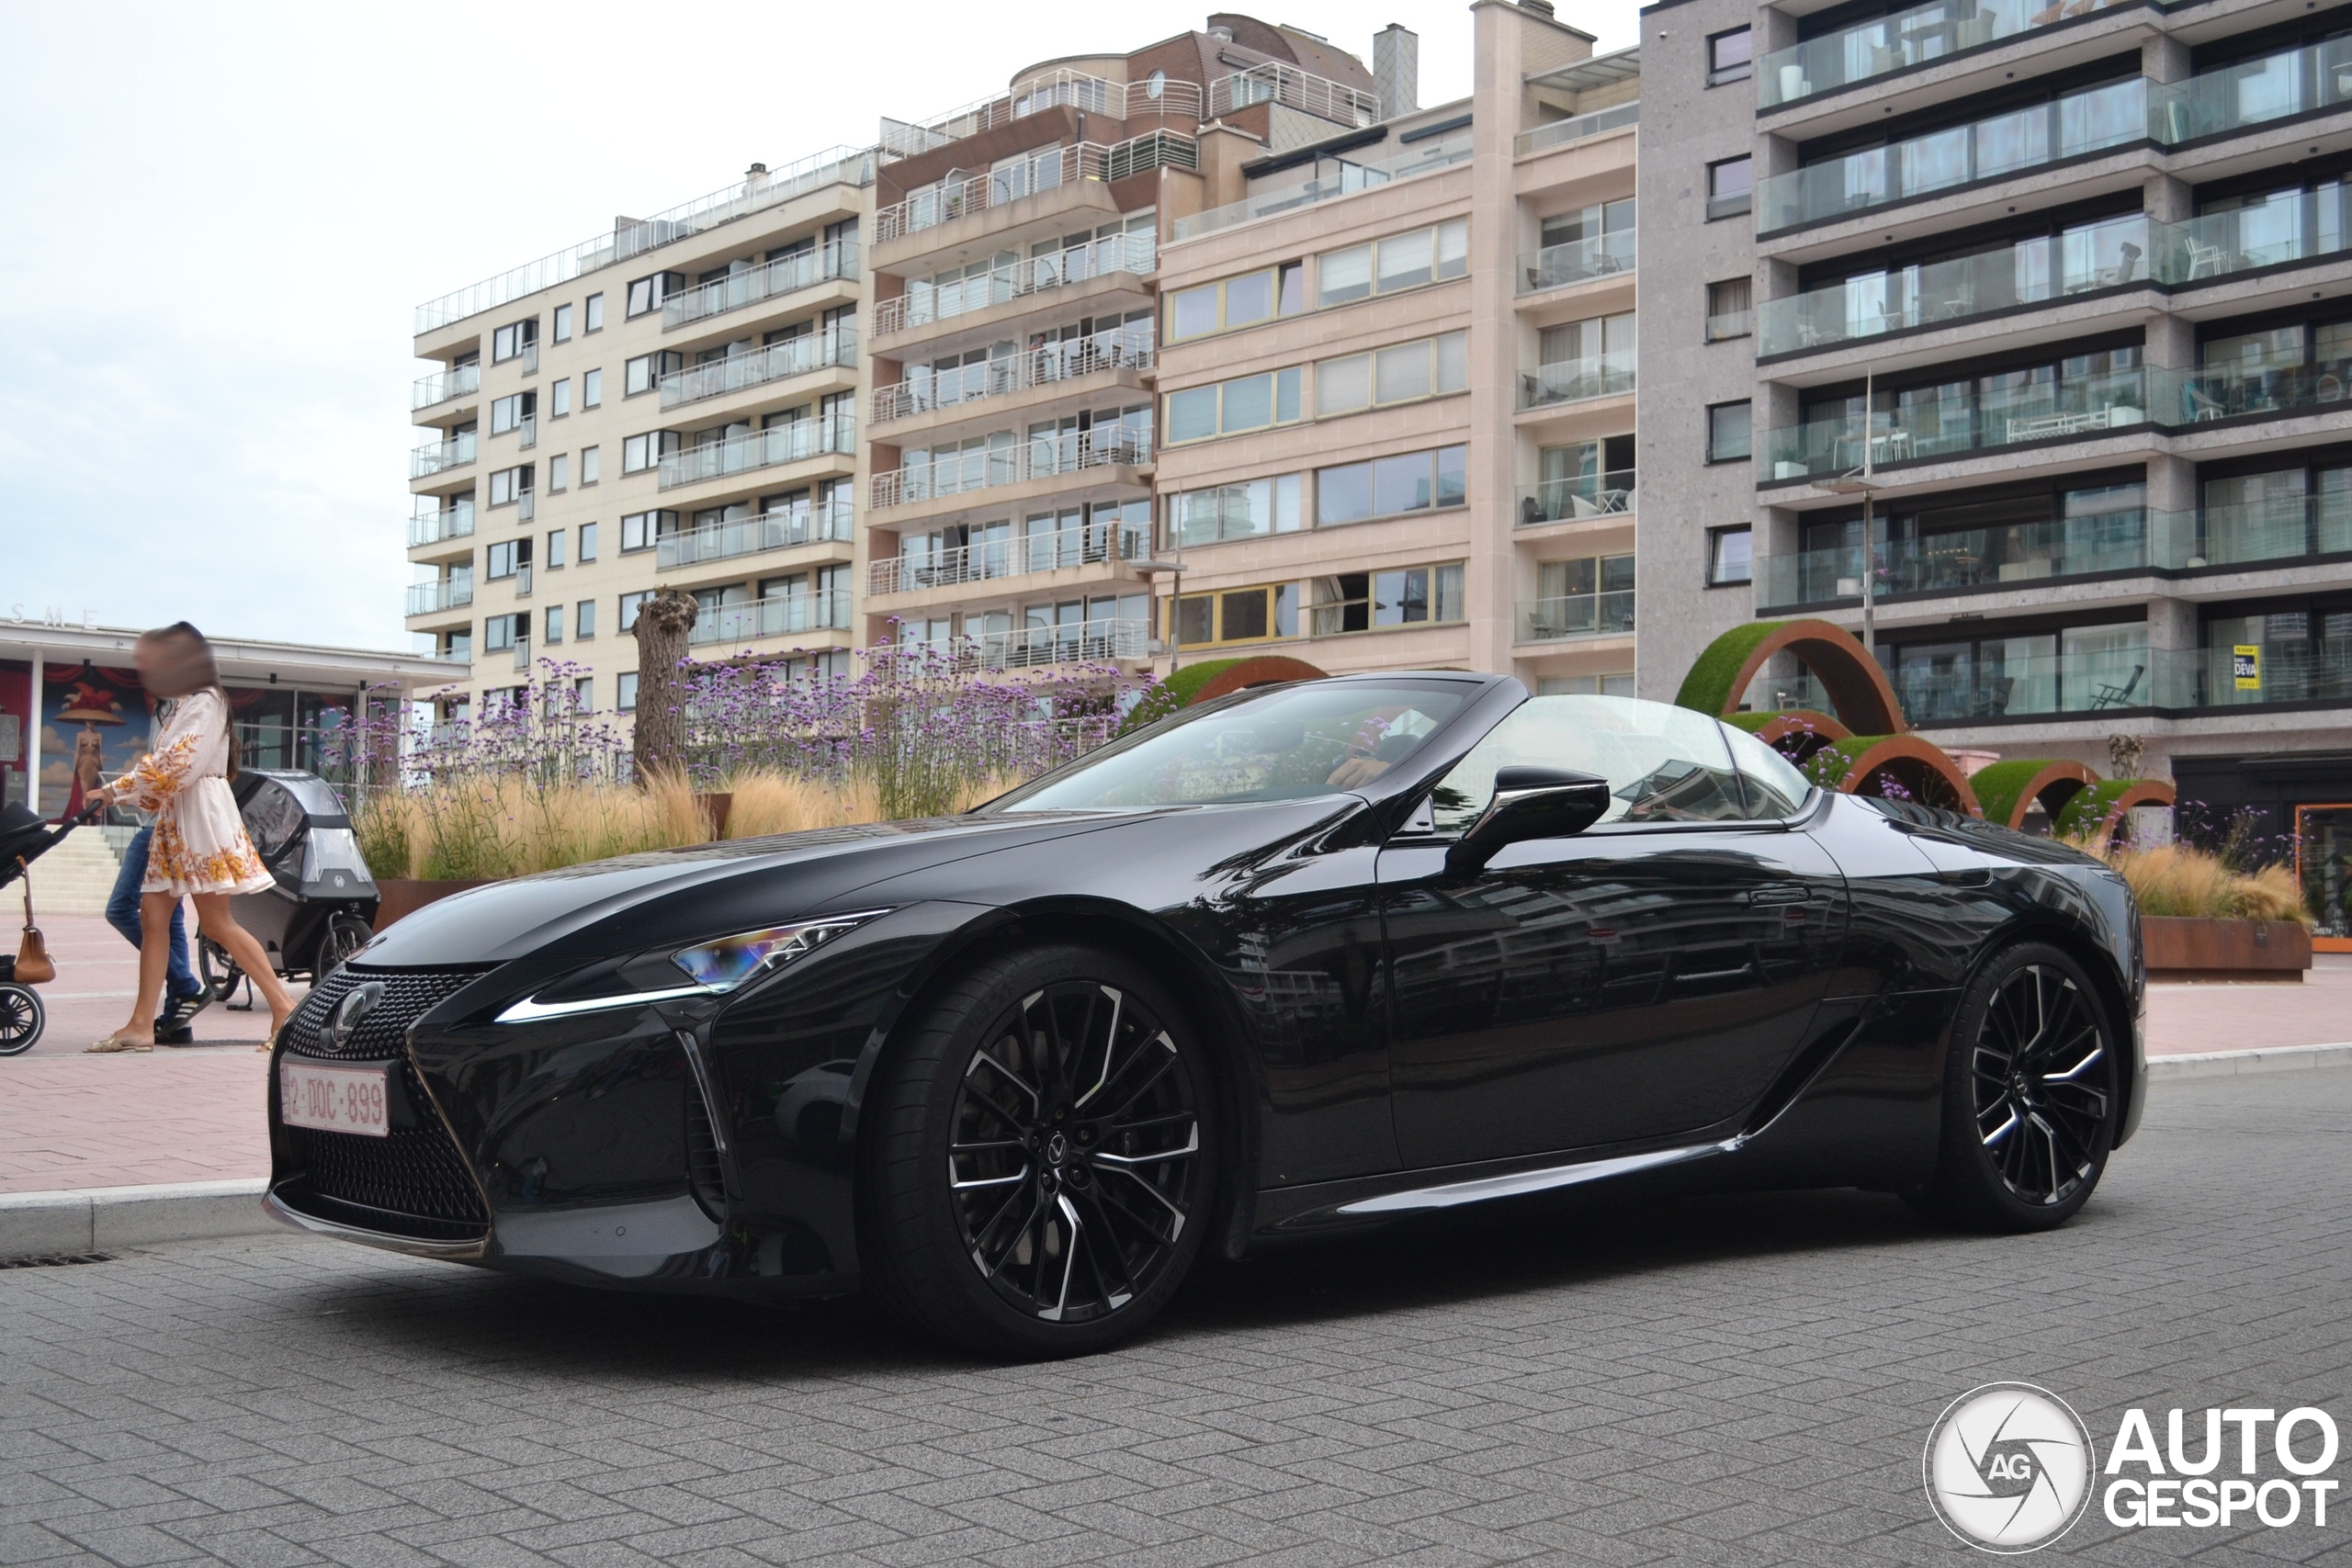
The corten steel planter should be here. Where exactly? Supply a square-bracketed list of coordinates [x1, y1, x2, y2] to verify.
[373, 878, 495, 930]
[2142, 917, 2312, 983]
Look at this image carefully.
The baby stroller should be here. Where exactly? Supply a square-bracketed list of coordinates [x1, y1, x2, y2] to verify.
[196, 770, 380, 1008]
[0, 798, 106, 1056]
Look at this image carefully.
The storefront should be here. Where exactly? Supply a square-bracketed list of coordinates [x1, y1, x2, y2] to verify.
[2171, 750, 2352, 949]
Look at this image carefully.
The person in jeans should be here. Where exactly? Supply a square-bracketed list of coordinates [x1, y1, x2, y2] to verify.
[107, 821, 207, 1044]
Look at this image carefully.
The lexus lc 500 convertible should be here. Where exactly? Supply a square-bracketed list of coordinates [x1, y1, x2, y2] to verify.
[266, 676, 2143, 1356]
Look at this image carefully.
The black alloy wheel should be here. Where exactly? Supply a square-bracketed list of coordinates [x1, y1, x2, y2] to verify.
[861, 946, 1216, 1357]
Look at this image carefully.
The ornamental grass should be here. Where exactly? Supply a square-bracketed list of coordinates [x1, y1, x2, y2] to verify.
[2088, 840, 2307, 923]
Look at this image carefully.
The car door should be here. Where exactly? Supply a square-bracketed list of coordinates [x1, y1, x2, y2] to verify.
[1379, 696, 1847, 1169]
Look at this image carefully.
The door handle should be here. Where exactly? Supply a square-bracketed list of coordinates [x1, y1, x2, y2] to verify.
[1748, 884, 1808, 906]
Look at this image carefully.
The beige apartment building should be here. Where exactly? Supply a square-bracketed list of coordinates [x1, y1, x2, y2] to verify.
[408, 150, 875, 716]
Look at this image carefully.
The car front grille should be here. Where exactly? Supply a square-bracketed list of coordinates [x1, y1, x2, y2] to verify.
[283, 964, 487, 1060]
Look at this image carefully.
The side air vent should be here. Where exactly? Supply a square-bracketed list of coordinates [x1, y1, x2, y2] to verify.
[682, 1044, 729, 1222]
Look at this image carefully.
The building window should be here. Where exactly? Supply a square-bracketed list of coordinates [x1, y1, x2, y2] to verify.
[1539, 674, 1637, 697]
[1316, 331, 1469, 418]
[575, 599, 596, 639]
[1315, 445, 1468, 527]
[490, 392, 535, 435]
[619, 592, 654, 634]
[549, 378, 571, 418]
[482, 613, 523, 652]
[544, 604, 564, 645]
[1708, 400, 1753, 463]
[1317, 220, 1470, 309]
[616, 671, 639, 711]
[622, 433, 677, 475]
[486, 539, 531, 580]
[1165, 261, 1306, 340]
[1709, 526, 1754, 585]
[620, 512, 674, 552]
[1164, 368, 1304, 444]
[626, 352, 683, 398]
[626, 272, 682, 318]
[1705, 278, 1753, 342]
[439, 629, 472, 663]
[580, 445, 600, 485]
[584, 293, 605, 333]
[1165, 475, 1303, 547]
[491, 319, 538, 364]
[552, 303, 575, 343]
[547, 453, 568, 492]
[1310, 565, 1466, 635]
[488, 465, 534, 506]
[582, 368, 603, 407]
[1172, 582, 1301, 647]
[1707, 157, 1753, 220]
[578, 522, 598, 562]
[545, 528, 566, 570]
[1708, 27, 1753, 85]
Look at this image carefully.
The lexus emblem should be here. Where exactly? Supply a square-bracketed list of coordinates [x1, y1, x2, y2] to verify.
[329, 981, 386, 1049]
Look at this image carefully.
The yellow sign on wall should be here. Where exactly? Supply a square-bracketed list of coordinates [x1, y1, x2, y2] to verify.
[2233, 644, 2261, 691]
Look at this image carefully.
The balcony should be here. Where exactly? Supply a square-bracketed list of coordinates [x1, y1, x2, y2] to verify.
[659, 332, 857, 411]
[867, 517, 1149, 595]
[1517, 230, 1635, 296]
[2165, 641, 2352, 710]
[1515, 470, 1636, 525]
[509, 564, 533, 599]
[413, 362, 481, 410]
[657, 498, 854, 568]
[516, 414, 537, 449]
[686, 592, 852, 647]
[1885, 644, 2152, 723]
[1518, 352, 1635, 412]
[876, 141, 1113, 244]
[881, 68, 1203, 159]
[1206, 61, 1379, 126]
[659, 414, 855, 490]
[411, 430, 477, 478]
[1757, 0, 2129, 110]
[1512, 100, 1641, 159]
[406, 575, 474, 616]
[2149, 39, 2352, 145]
[1762, 364, 2151, 481]
[512, 641, 532, 672]
[869, 426, 1149, 511]
[872, 330, 1153, 423]
[663, 240, 858, 330]
[974, 618, 1147, 670]
[1173, 133, 1473, 242]
[408, 504, 476, 547]
[874, 231, 1155, 338]
[1515, 590, 1636, 644]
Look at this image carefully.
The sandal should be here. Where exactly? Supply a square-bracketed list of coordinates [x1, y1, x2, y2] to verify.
[85, 1034, 152, 1054]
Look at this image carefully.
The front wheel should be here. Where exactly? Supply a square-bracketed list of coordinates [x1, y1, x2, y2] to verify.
[312, 912, 372, 981]
[198, 937, 242, 1003]
[1915, 942, 2120, 1232]
[858, 945, 1218, 1358]
[0, 983, 43, 1055]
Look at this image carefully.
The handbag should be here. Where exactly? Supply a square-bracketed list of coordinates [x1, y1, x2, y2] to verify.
[15, 869, 53, 986]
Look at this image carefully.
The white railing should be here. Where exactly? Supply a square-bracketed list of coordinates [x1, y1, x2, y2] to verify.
[876, 141, 1114, 244]
[411, 431, 477, 478]
[414, 145, 876, 333]
[874, 231, 1156, 336]
[408, 505, 476, 547]
[866, 519, 1150, 595]
[662, 240, 859, 330]
[1208, 62, 1379, 127]
[975, 617, 1148, 669]
[1173, 133, 1472, 241]
[660, 331, 858, 410]
[658, 414, 856, 490]
[516, 414, 537, 449]
[869, 426, 1150, 510]
[871, 330, 1153, 423]
[412, 362, 481, 410]
[1513, 100, 1641, 158]
[657, 499, 854, 568]
[880, 68, 1203, 160]
[405, 575, 474, 615]
[687, 592, 852, 646]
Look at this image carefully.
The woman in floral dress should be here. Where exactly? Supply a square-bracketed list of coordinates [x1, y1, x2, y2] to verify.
[85, 625, 295, 1053]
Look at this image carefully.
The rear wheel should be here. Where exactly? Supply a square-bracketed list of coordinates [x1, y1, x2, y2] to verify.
[1916, 942, 2119, 1232]
[198, 937, 242, 1003]
[312, 913, 372, 981]
[0, 983, 42, 1056]
[859, 945, 1217, 1358]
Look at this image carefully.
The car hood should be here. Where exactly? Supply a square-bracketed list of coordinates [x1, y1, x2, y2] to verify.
[355, 811, 1140, 968]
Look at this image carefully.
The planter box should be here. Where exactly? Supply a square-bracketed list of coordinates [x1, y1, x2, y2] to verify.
[372, 878, 494, 931]
[2143, 917, 2312, 983]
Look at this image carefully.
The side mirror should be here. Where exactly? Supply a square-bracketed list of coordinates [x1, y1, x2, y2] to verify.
[1445, 766, 1613, 875]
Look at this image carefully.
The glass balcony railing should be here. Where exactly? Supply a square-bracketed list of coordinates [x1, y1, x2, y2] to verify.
[1516, 591, 1637, 644]
[1518, 352, 1636, 411]
[1515, 470, 1637, 525]
[1762, 364, 2150, 480]
[872, 330, 1153, 423]
[1884, 643, 2152, 722]
[405, 575, 473, 616]
[657, 499, 854, 568]
[874, 231, 1156, 337]
[2148, 39, 2352, 143]
[413, 362, 481, 410]
[2165, 640, 2352, 707]
[686, 592, 852, 647]
[1173, 134, 1474, 242]
[1758, 0, 2129, 110]
[1512, 100, 1641, 158]
[408, 505, 476, 547]
[662, 240, 859, 330]
[1755, 506, 2153, 609]
[866, 519, 1149, 595]
[659, 414, 855, 490]
[975, 618, 1148, 669]
[869, 426, 1150, 510]
[1517, 230, 1636, 294]
[411, 430, 477, 478]
[659, 332, 857, 410]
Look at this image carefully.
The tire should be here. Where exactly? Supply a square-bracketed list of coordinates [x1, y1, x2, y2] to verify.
[1915, 942, 2120, 1232]
[198, 937, 242, 1003]
[858, 944, 1219, 1358]
[312, 913, 372, 982]
[0, 983, 43, 1056]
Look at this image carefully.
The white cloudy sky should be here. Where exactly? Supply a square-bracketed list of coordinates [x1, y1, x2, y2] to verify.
[0, 1, 1639, 654]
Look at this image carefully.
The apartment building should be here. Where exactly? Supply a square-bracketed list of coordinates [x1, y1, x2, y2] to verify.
[1639, 0, 2352, 844]
[408, 150, 874, 717]
[1147, 2, 1640, 691]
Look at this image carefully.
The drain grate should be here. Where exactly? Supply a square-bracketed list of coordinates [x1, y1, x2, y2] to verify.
[0, 1253, 117, 1269]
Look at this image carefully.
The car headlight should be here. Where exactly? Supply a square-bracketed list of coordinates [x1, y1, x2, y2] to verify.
[496, 910, 887, 1023]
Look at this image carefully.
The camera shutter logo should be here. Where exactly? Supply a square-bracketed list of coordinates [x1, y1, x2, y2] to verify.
[328, 981, 386, 1049]
[1924, 1382, 2097, 1552]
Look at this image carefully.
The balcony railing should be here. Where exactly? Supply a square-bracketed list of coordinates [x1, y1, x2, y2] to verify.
[867, 518, 1149, 595]
[1511, 99, 1642, 158]
[416, 145, 876, 333]
[659, 332, 857, 410]
[872, 330, 1154, 423]
[659, 414, 856, 490]
[686, 592, 852, 647]
[874, 231, 1156, 337]
[405, 575, 474, 616]
[1886, 644, 2152, 722]
[411, 431, 477, 478]
[663, 240, 859, 330]
[881, 68, 1202, 160]
[1206, 62, 1379, 126]
[1518, 351, 1636, 411]
[657, 498, 854, 568]
[408, 504, 476, 547]
[1103, 130, 1200, 179]
[876, 141, 1113, 243]
[413, 362, 481, 410]
[1758, 0, 2128, 110]
[1762, 364, 2152, 480]
[1515, 470, 1637, 525]
[1516, 591, 1637, 644]
[1517, 230, 1636, 295]
[2169, 641, 2352, 708]
[1173, 134, 1474, 242]
[870, 426, 1149, 511]
[516, 414, 537, 449]
[2149, 38, 2352, 144]
[975, 617, 1148, 669]
[510, 564, 533, 599]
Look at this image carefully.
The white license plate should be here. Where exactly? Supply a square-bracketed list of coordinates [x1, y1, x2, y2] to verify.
[279, 1058, 390, 1138]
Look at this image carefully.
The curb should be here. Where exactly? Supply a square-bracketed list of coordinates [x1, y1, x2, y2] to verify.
[2147, 1042, 2352, 1081]
[0, 1179, 272, 1260]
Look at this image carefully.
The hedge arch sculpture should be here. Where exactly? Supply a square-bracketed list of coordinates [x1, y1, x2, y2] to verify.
[1968, 759, 2101, 833]
[1675, 619, 1907, 736]
[1725, 709, 1851, 771]
[1120, 654, 1329, 733]
[1802, 735, 1983, 816]
[2054, 778, 2177, 851]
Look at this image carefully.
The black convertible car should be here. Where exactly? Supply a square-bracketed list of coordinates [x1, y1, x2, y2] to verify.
[266, 676, 2143, 1356]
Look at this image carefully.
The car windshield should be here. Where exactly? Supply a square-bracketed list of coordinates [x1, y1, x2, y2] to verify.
[994, 681, 1474, 812]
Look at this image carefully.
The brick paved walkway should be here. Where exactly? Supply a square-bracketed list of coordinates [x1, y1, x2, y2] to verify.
[1, 1068, 2346, 1566]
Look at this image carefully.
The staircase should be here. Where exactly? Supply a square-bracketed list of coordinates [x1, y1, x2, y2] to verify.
[17, 828, 124, 917]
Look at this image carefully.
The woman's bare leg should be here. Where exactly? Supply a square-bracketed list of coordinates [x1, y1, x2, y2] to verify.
[191, 893, 295, 1047]
[92, 891, 179, 1050]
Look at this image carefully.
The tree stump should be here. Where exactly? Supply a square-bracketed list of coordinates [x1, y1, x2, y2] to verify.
[630, 591, 699, 780]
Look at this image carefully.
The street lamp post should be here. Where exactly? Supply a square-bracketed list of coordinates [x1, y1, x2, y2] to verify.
[1819, 370, 1881, 656]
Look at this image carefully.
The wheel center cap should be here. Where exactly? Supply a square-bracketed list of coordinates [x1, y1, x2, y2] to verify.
[1045, 1133, 1069, 1166]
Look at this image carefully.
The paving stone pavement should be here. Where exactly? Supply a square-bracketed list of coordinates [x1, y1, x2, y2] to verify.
[3, 1070, 2347, 1568]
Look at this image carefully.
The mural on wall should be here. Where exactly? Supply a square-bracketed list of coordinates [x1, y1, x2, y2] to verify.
[39, 663, 154, 819]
